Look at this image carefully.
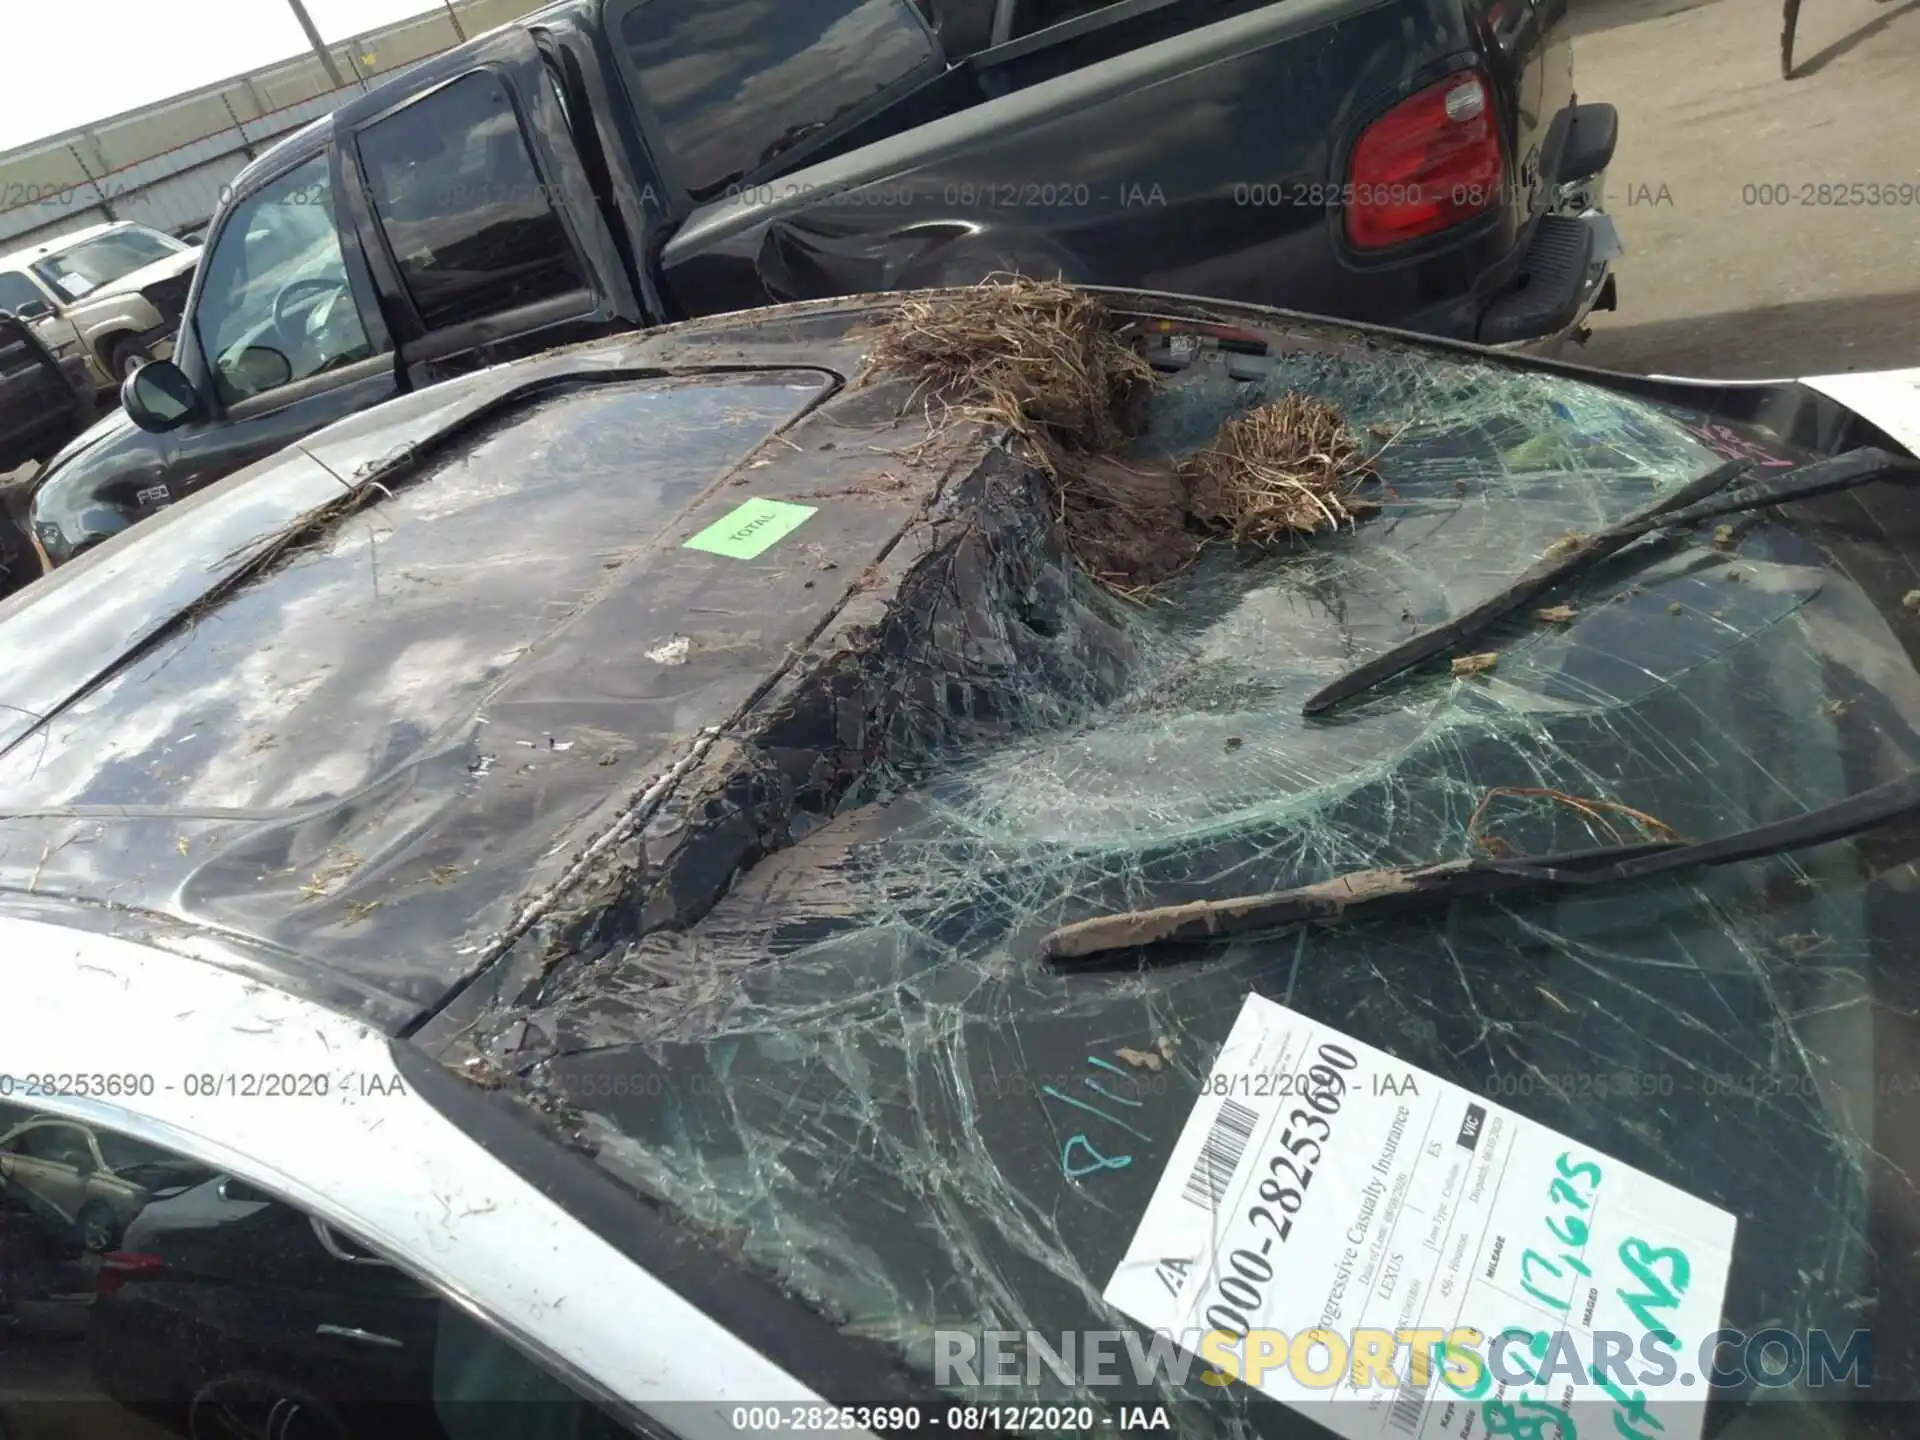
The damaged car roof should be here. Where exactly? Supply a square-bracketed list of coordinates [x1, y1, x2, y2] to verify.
[0, 304, 971, 1027]
[3, 289, 1920, 1429]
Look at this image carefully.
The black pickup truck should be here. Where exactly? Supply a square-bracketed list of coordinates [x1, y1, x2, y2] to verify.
[0, 312, 92, 591]
[21, 0, 1619, 576]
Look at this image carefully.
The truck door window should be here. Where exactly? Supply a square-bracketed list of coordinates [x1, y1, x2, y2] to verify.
[356, 71, 588, 332]
[612, 0, 938, 200]
[0, 271, 47, 314]
[193, 155, 377, 408]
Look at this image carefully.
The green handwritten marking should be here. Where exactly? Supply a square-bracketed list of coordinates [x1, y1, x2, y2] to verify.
[1557, 1152, 1603, 1188]
[683, 498, 818, 560]
[1483, 1398, 1576, 1440]
[1617, 1237, 1690, 1348]
[1547, 1213, 1590, 1247]
[1519, 1248, 1586, 1310]
[1589, 1368, 1664, 1439]
[1549, 1178, 1593, 1212]
[1435, 1341, 1491, 1400]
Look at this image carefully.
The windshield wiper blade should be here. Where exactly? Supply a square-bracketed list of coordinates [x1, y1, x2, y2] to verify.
[1038, 771, 1920, 968]
[1303, 447, 1920, 717]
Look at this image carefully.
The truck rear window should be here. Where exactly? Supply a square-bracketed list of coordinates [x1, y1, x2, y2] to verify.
[611, 0, 938, 201]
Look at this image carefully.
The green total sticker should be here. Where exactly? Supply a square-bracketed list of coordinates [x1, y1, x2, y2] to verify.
[682, 498, 819, 560]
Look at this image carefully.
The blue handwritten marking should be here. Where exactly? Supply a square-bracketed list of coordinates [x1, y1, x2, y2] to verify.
[1063, 1135, 1133, 1180]
[1041, 1085, 1151, 1140]
[1083, 1056, 1147, 1105]
[1046, 1056, 1157, 1180]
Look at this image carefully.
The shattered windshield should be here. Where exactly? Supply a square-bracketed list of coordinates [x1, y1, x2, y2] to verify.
[442, 297, 1916, 1435]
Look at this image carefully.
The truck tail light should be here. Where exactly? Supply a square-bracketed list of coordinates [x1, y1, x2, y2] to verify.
[1345, 73, 1505, 249]
[96, 1251, 166, 1299]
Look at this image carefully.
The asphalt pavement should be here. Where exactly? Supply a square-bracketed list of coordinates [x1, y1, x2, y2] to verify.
[0, 1336, 175, 1440]
[1571, 0, 1920, 376]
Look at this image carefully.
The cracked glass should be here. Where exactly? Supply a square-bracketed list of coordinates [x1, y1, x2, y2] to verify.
[444, 344, 1915, 1433]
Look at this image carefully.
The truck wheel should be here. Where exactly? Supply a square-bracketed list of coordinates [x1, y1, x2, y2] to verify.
[76, 1200, 119, 1252]
[189, 1373, 352, 1440]
[108, 337, 151, 382]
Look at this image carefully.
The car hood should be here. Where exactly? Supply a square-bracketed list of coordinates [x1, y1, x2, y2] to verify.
[5, 292, 1920, 1432]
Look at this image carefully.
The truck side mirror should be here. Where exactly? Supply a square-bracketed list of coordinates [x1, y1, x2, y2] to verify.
[122, 359, 203, 432]
[13, 298, 51, 321]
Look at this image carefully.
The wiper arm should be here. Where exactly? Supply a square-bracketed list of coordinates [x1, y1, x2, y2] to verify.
[1039, 772, 1920, 968]
[1304, 447, 1920, 717]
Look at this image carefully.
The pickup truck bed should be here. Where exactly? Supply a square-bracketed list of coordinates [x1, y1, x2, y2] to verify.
[21, 0, 1619, 580]
[663, 0, 1616, 344]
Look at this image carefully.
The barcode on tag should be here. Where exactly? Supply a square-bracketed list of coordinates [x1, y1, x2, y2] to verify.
[1387, 1359, 1437, 1435]
[1181, 1097, 1258, 1210]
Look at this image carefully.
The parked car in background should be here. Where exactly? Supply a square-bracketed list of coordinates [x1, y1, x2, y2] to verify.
[16, 0, 1619, 580]
[1, 286, 1919, 1440]
[0, 221, 200, 391]
[87, 1171, 627, 1439]
[0, 1107, 207, 1255]
[1, 1164, 97, 1338]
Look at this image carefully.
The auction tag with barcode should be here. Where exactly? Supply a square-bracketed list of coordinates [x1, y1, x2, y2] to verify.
[1104, 993, 1737, 1440]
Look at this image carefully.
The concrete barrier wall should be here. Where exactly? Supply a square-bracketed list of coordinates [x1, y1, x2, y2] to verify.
[0, 0, 548, 254]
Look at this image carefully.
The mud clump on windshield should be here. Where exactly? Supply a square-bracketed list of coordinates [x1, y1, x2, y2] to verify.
[1052, 453, 1200, 591]
[865, 278, 1378, 590]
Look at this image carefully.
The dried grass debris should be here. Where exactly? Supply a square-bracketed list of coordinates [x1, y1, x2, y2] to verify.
[1467, 785, 1680, 856]
[863, 278, 1380, 590]
[1181, 392, 1379, 545]
[862, 278, 1153, 461]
